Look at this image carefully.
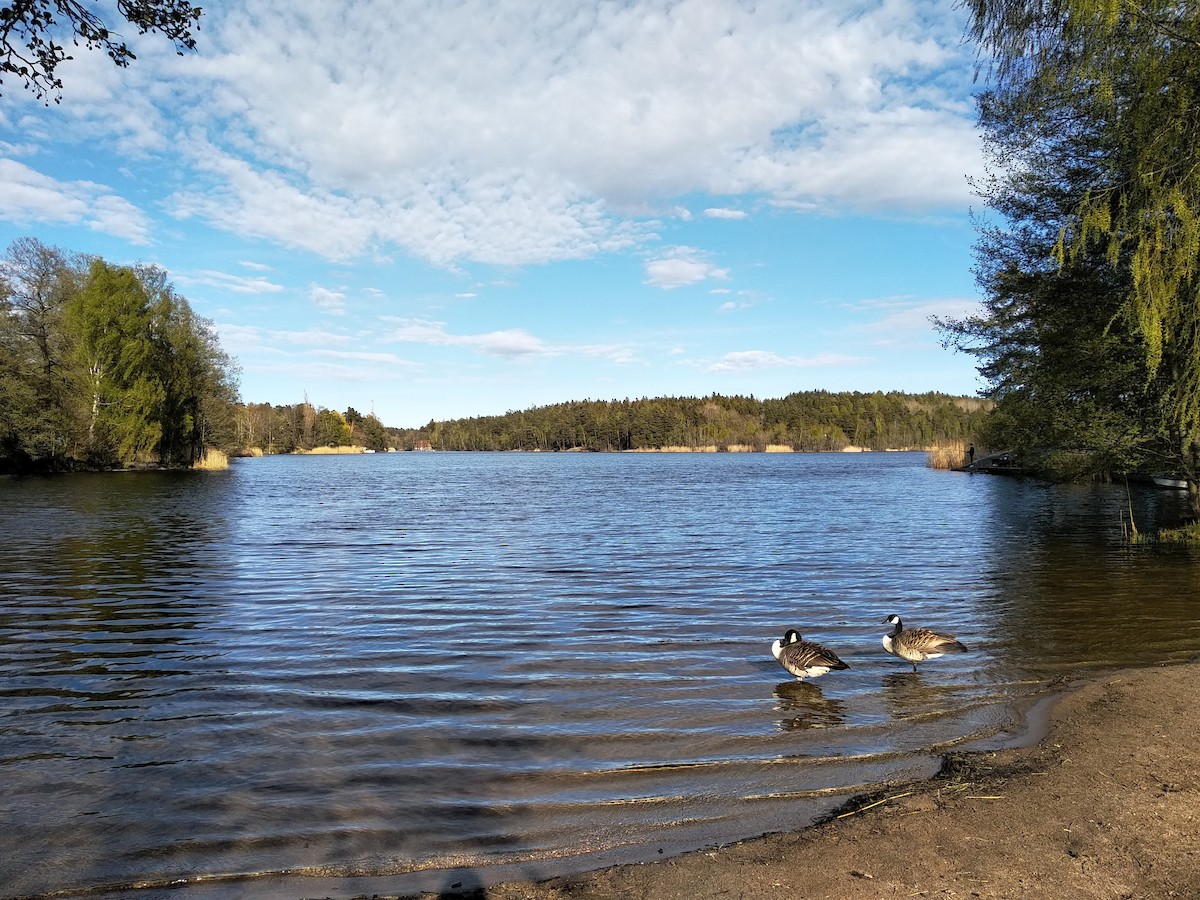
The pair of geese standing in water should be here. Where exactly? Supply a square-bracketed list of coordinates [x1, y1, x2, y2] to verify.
[770, 614, 968, 680]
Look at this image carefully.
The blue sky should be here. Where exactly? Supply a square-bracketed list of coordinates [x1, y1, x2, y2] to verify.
[0, 0, 988, 429]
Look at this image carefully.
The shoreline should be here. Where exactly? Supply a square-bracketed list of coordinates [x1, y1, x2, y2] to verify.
[397, 661, 1200, 900]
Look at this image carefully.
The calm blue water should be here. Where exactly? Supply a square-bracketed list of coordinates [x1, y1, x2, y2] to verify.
[2, 452, 1198, 898]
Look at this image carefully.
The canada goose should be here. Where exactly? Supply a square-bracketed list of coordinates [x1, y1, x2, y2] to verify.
[771, 629, 850, 681]
[881, 614, 968, 671]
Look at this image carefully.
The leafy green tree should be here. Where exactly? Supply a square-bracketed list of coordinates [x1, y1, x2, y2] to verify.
[0, 306, 43, 465]
[139, 264, 240, 464]
[938, 83, 1156, 481]
[66, 260, 164, 464]
[238, 402, 289, 453]
[341, 406, 364, 446]
[0, 237, 83, 463]
[358, 413, 389, 452]
[0, 238, 240, 471]
[314, 407, 351, 447]
[1, 0, 202, 103]
[966, 0, 1200, 509]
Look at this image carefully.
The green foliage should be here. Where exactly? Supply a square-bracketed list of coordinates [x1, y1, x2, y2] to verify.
[233, 402, 393, 453]
[356, 413, 389, 452]
[140, 265, 240, 465]
[967, 0, 1200, 507]
[0, 236, 81, 464]
[314, 408, 351, 447]
[383, 392, 988, 453]
[67, 260, 165, 464]
[1155, 521, 1200, 545]
[0, 238, 240, 472]
[1, 0, 202, 103]
[939, 87, 1156, 481]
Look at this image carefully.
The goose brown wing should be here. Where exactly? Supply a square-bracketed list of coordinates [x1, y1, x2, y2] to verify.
[779, 640, 849, 675]
[902, 627, 967, 653]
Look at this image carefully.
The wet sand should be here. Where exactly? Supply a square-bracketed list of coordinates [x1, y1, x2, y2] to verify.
[401, 661, 1200, 899]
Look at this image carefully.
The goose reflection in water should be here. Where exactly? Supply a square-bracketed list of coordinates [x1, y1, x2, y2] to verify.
[772, 681, 847, 731]
[879, 671, 962, 721]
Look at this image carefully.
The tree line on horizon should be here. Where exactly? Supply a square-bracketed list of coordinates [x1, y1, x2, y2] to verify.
[235, 400, 391, 454]
[385, 392, 990, 453]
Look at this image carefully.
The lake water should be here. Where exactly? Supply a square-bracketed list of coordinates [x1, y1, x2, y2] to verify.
[2, 452, 1198, 898]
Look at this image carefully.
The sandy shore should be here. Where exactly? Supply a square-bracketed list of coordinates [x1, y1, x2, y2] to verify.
[400, 662, 1200, 900]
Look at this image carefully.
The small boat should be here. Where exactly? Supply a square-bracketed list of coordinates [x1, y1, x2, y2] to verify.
[1151, 475, 1188, 490]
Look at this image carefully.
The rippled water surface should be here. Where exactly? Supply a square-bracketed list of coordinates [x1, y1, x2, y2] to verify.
[2, 452, 1198, 898]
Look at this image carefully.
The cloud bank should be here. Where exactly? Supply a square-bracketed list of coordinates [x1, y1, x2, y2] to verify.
[3, 0, 981, 268]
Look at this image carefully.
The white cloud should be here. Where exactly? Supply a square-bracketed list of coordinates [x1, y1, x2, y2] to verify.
[167, 147, 379, 261]
[0, 140, 38, 156]
[862, 296, 982, 332]
[213, 322, 271, 354]
[0, 158, 151, 243]
[56, 0, 982, 267]
[644, 246, 731, 289]
[716, 290, 758, 312]
[182, 269, 285, 294]
[472, 329, 548, 357]
[704, 207, 747, 219]
[214, 322, 353, 353]
[387, 317, 548, 358]
[708, 350, 864, 373]
[576, 342, 640, 365]
[270, 328, 353, 347]
[383, 316, 637, 363]
[314, 349, 410, 365]
[310, 283, 347, 316]
[864, 297, 984, 343]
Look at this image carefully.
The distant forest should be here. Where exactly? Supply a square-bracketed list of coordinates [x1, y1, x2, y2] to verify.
[380, 391, 989, 453]
[236, 401, 391, 454]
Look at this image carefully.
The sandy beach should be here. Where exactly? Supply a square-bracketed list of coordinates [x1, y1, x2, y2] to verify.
[399, 661, 1200, 900]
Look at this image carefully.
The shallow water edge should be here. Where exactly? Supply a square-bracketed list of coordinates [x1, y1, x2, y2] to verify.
[3, 452, 1198, 898]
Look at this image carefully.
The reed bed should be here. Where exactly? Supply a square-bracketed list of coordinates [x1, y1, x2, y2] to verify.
[926, 439, 970, 470]
[1139, 522, 1200, 545]
[193, 449, 229, 470]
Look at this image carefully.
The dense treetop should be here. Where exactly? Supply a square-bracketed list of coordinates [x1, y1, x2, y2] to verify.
[0, 237, 238, 472]
[950, 0, 1200, 516]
